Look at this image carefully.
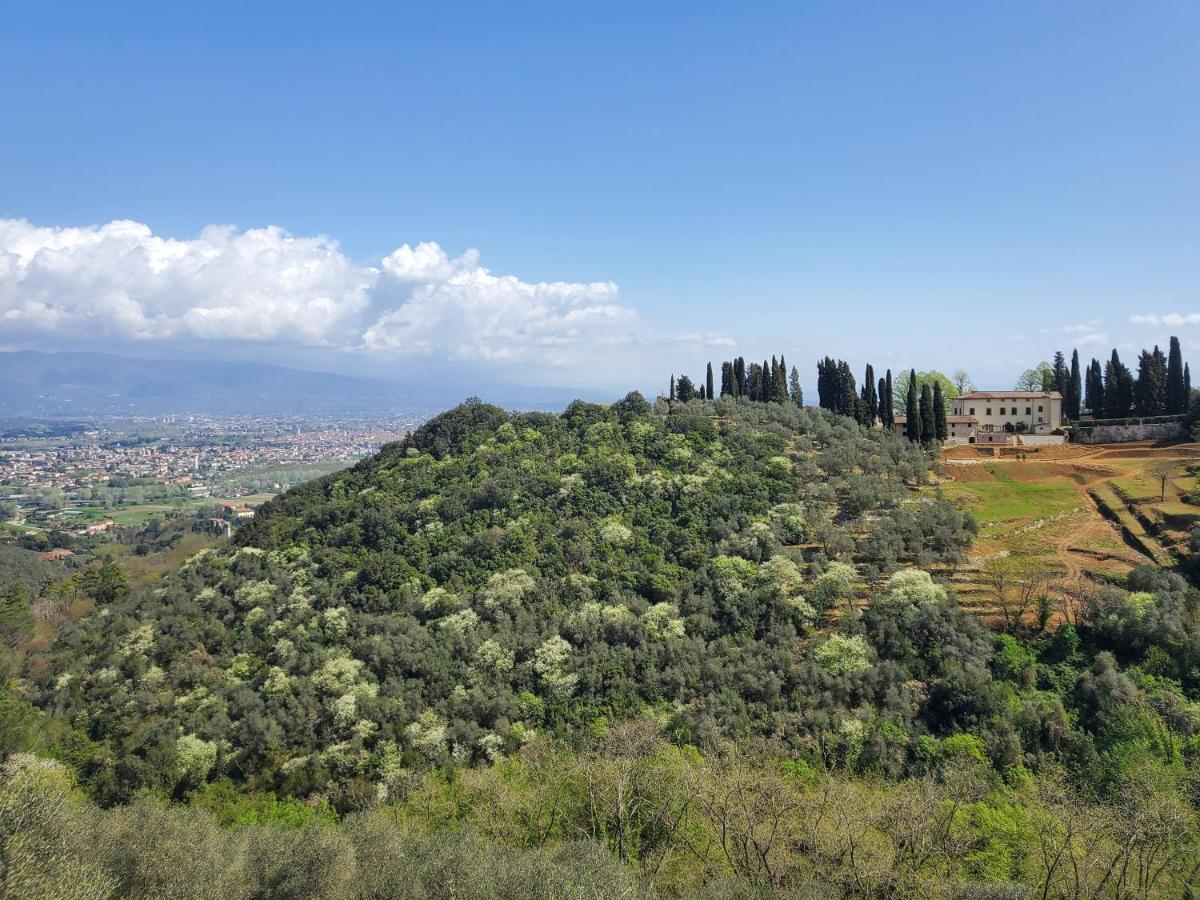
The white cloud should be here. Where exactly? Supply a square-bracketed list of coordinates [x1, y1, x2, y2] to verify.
[1039, 321, 1103, 335]
[664, 332, 737, 348]
[1031, 322, 1107, 347]
[1130, 313, 1200, 327]
[0, 218, 633, 368]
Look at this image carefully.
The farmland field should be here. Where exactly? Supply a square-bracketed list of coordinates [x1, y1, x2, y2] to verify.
[934, 441, 1200, 624]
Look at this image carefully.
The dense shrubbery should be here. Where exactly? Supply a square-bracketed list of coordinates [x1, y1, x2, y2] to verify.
[3, 739, 1198, 899]
[5, 395, 1200, 896]
[18, 397, 980, 805]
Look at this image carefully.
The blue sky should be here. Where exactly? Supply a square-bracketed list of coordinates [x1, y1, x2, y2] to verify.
[1, 1, 1197, 396]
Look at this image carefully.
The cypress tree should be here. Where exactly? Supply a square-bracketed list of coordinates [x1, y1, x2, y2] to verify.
[762, 358, 773, 402]
[1085, 359, 1104, 416]
[706, 362, 715, 402]
[863, 364, 877, 424]
[1186, 363, 1192, 410]
[919, 383, 935, 446]
[883, 370, 894, 429]
[1105, 350, 1133, 418]
[905, 370, 921, 442]
[1135, 346, 1167, 416]
[1052, 351, 1068, 397]
[789, 366, 803, 406]
[669, 374, 675, 402]
[776, 355, 789, 400]
[837, 361, 857, 417]
[720, 361, 733, 397]
[1067, 350, 1082, 420]
[748, 363, 762, 401]
[933, 381, 948, 442]
[878, 376, 889, 428]
[1167, 336, 1185, 413]
[816, 358, 832, 410]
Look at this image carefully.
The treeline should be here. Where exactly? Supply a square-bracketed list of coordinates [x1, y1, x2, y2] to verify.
[668, 355, 802, 404]
[816, 358, 954, 447]
[669, 354, 954, 447]
[1035, 337, 1192, 421]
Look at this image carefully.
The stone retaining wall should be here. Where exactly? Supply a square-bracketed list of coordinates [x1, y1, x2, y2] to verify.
[1074, 422, 1188, 444]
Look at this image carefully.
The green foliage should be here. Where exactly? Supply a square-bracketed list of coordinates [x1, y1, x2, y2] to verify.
[19, 398, 976, 804]
[10, 395, 1200, 898]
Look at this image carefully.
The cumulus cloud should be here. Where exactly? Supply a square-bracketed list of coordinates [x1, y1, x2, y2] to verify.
[0, 218, 633, 366]
[1130, 313, 1200, 327]
[1036, 322, 1107, 346]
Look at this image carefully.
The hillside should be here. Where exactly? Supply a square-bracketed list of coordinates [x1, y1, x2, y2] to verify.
[7, 396, 1200, 897]
[30, 396, 979, 801]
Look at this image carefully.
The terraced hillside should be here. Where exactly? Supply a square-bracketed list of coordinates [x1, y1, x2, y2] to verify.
[939, 441, 1200, 624]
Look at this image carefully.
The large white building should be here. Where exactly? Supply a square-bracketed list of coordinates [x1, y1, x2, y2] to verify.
[952, 391, 1064, 437]
[888, 390, 1064, 444]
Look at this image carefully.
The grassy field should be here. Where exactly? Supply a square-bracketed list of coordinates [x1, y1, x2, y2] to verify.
[934, 441, 1200, 625]
[939, 470, 1080, 524]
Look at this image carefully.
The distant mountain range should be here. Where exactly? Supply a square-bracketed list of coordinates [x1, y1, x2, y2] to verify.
[0, 351, 603, 417]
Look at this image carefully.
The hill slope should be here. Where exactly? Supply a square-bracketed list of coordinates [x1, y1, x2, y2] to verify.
[33, 395, 984, 803]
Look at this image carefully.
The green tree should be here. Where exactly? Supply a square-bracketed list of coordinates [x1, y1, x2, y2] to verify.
[720, 362, 734, 397]
[789, 366, 803, 406]
[1166, 336, 1185, 414]
[933, 382, 947, 442]
[893, 370, 958, 413]
[706, 362, 715, 402]
[1052, 351, 1068, 396]
[675, 375, 696, 403]
[883, 369, 894, 429]
[919, 383, 936, 446]
[1015, 362, 1052, 392]
[80, 563, 129, 605]
[906, 370, 921, 443]
[1134, 346, 1166, 416]
[862, 364, 877, 425]
[1104, 350, 1133, 417]
[1085, 358, 1104, 416]
[1068, 349, 1082, 420]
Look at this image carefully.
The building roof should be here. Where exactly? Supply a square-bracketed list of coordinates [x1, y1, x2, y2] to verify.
[958, 391, 1062, 400]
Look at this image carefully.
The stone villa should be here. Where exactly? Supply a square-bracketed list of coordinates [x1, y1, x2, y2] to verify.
[890, 390, 1065, 444]
[953, 391, 1064, 436]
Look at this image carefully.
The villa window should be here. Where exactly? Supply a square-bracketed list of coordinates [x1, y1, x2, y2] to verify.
[986, 408, 992, 415]
[1025, 407, 1031, 415]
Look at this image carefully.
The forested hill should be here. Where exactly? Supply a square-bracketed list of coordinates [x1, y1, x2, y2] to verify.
[35, 394, 979, 803]
[14, 393, 1200, 895]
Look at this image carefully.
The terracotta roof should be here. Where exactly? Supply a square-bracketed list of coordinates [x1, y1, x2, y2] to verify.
[958, 391, 1062, 400]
